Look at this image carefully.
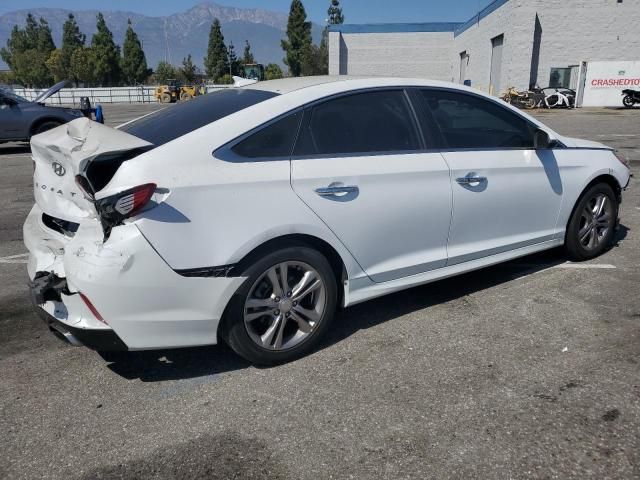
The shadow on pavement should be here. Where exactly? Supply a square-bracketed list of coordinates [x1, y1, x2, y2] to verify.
[99, 343, 251, 382]
[99, 225, 629, 382]
[0, 143, 30, 155]
[79, 431, 288, 480]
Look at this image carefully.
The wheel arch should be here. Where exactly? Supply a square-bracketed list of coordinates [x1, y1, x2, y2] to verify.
[580, 173, 622, 205]
[564, 173, 621, 240]
[231, 233, 348, 296]
[217, 233, 349, 342]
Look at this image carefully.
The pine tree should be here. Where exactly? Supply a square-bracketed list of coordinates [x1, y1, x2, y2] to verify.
[281, 0, 312, 77]
[24, 14, 39, 49]
[312, 0, 344, 75]
[69, 47, 97, 86]
[154, 61, 177, 84]
[327, 0, 345, 25]
[242, 40, 255, 65]
[36, 17, 55, 52]
[204, 19, 228, 81]
[0, 13, 55, 87]
[181, 54, 197, 83]
[45, 49, 66, 82]
[265, 63, 283, 80]
[228, 41, 240, 76]
[61, 14, 85, 84]
[91, 13, 121, 86]
[121, 19, 150, 85]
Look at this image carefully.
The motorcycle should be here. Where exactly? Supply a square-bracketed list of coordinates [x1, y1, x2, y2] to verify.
[543, 87, 575, 109]
[501, 87, 537, 109]
[622, 89, 640, 108]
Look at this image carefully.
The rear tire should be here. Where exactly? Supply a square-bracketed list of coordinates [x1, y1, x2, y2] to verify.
[623, 95, 635, 108]
[565, 183, 618, 261]
[160, 93, 172, 103]
[180, 92, 192, 101]
[222, 246, 337, 365]
[32, 120, 62, 136]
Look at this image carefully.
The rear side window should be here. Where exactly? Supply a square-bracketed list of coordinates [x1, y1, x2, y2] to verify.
[120, 88, 278, 147]
[294, 90, 420, 156]
[418, 89, 535, 149]
[232, 111, 302, 158]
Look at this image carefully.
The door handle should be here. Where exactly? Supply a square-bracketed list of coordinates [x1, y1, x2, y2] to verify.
[455, 175, 487, 186]
[315, 185, 359, 197]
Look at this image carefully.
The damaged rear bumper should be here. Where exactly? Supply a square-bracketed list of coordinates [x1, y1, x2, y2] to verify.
[29, 286, 128, 351]
[23, 204, 246, 351]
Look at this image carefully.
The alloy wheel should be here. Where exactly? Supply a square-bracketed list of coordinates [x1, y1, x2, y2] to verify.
[243, 262, 327, 351]
[578, 193, 614, 251]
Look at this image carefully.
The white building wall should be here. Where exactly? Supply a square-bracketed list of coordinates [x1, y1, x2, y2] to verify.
[328, 0, 640, 100]
[581, 60, 640, 106]
[453, 0, 534, 93]
[329, 31, 456, 81]
[532, 0, 640, 87]
[328, 31, 341, 76]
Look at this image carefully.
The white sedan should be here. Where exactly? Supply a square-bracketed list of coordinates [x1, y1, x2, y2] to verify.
[24, 77, 631, 365]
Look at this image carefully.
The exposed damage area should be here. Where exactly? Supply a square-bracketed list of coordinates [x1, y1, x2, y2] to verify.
[25, 117, 244, 352]
[30, 116, 153, 223]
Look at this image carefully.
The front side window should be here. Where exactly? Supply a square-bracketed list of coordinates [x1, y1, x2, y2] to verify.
[294, 90, 420, 156]
[419, 89, 535, 149]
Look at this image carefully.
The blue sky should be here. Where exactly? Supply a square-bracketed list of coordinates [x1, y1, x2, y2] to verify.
[0, 0, 494, 24]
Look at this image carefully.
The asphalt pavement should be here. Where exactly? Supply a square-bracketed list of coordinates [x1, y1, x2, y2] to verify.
[0, 104, 638, 479]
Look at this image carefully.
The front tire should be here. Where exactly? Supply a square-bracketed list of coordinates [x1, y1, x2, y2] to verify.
[32, 120, 62, 136]
[222, 246, 337, 365]
[565, 183, 618, 261]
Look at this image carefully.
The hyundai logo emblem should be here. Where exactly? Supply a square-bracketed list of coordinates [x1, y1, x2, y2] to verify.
[52, 162, 66, 177]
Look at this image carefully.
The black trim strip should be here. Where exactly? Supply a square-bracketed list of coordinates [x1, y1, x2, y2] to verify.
[174, 264, 238, 278]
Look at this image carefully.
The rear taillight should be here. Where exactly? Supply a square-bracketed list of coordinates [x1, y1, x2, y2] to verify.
[95, 183, 156, 233]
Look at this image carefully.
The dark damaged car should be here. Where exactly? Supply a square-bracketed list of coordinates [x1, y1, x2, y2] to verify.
[0, 80, 86, 142]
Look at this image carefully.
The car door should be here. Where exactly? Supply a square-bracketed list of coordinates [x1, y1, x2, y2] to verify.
[0, 95, 24, 140]
[290, 89, 453, 283]
[415, 88, 563, 265]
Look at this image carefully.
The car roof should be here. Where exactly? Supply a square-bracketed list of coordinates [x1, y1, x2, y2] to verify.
[244, 76, 463, 95]
[239, 75, 549, 134]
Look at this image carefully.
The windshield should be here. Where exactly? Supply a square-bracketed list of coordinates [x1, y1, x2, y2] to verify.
[0, 89, 28, 103]
[120, 88, 279, 147]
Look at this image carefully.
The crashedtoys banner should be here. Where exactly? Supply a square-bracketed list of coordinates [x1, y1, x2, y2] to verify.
[582, 61, 640, 107]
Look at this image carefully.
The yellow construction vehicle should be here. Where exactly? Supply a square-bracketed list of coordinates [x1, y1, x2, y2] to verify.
[154, 80, 202, 103]
[154, 79, 180, 103]
[177, 85, 199, 101]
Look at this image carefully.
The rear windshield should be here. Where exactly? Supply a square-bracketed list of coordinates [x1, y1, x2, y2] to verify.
[120, 88, 278, 146]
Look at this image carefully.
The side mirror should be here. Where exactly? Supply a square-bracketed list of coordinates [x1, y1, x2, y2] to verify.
[534, 128, 551, 149]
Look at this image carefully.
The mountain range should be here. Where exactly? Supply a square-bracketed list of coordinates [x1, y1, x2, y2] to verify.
[0, 2, 323, 70]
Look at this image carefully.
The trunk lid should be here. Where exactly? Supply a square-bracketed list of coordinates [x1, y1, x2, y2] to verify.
[31, 117, 152, 223]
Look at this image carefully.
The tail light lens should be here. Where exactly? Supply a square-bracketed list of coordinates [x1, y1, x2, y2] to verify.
[95, 183, 156, 233]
